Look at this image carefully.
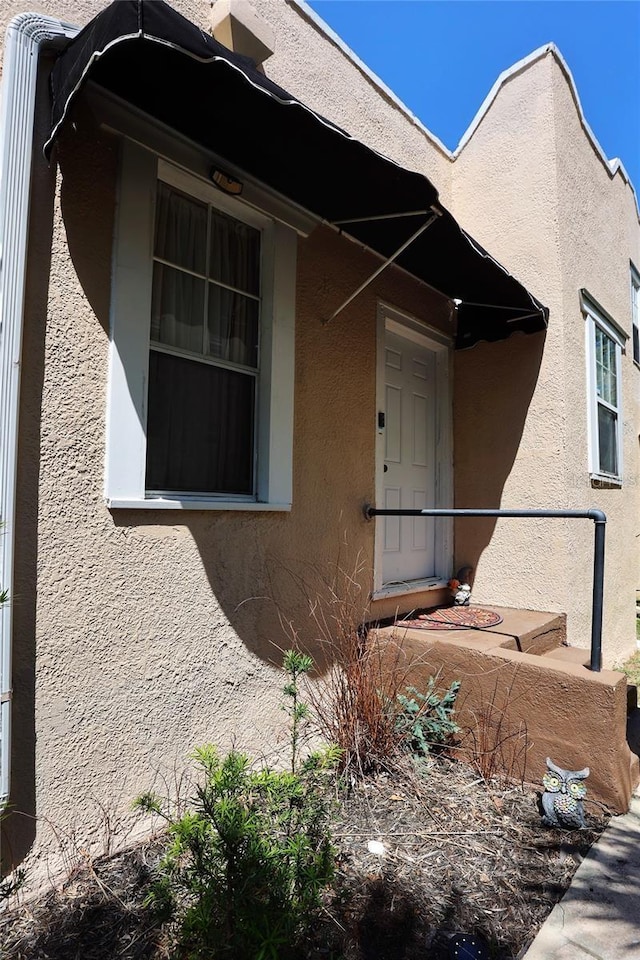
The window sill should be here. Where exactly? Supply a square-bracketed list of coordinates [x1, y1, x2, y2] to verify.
[589, 474, 622, 489]
[371, 577, 448, 601]
[106, 497, 291, 512]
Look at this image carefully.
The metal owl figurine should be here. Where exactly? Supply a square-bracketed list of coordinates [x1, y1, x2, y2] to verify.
[541, 757, 589, 829]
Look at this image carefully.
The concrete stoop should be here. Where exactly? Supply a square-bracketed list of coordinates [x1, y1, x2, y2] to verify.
[372, 606, 639, 813]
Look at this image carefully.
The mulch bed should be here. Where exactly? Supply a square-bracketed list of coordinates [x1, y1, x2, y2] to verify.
[0, 757, 608, 960]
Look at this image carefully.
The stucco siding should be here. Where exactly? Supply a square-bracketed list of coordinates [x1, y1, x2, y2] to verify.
[551, 52, 640, 665]
[450, 50, 640, 664]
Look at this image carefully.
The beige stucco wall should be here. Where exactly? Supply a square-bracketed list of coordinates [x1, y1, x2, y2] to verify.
[450, 51, 640, 665]
[551, 53, 640, 662]
[1, 0, 639, 885]
[1, 0, 455, 881]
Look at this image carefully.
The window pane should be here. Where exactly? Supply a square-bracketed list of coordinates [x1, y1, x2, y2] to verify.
[208, 284, 259, 368]
[606, 338, 616, 400]
[154, 182, 207, 274]
[151, 264, 205, 353]
[597, 404, 618, 476]
[595, 326, 616, 406]
[632, 276, 639, 363]
[146, 351, 255, 495]
[595, 358, 603, 400]
[209, 208, 260, 295]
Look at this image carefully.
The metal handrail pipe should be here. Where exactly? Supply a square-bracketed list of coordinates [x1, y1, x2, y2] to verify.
[364, 505, 606, 672]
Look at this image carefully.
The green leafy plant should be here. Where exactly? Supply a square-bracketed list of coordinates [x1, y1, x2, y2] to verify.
[0, 866, 25, 902]
[134, 654, 336, 960]
[395, 678, 461, 758]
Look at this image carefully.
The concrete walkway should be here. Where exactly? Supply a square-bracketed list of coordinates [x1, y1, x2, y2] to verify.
[521, 795, 640, 959]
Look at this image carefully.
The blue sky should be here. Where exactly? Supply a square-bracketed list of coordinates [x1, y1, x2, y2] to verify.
[306, 1, 640, 190]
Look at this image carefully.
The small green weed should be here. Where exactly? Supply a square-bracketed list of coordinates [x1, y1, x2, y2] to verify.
[395, 678, 460, 758]
[619, 647, 640, 688]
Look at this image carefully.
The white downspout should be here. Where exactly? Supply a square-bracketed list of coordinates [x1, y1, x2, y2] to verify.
[0, 13, 77, 808]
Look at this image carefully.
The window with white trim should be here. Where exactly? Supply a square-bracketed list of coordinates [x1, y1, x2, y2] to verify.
[631, 264, 640, 366]
[583, 294, 625, 483]
[105, 141, 297, 510]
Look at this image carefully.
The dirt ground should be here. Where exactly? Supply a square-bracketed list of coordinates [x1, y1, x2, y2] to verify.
[0, 755, 608, 960]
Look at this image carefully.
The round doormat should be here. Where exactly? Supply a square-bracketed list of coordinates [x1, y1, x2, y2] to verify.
[399, 606, 503, 631]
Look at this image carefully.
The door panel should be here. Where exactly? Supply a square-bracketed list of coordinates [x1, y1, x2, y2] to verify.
[382, 330, 437, 585]
[383, 486, 401, 552]
[385, 384, 401, 463]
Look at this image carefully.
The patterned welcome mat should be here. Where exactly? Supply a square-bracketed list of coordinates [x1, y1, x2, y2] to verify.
[398, 606, 504, 631]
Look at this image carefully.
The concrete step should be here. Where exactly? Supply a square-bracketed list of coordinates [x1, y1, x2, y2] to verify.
[374, 613, 637, 813]
[391, 605, 566, 656]
[544, 652, 640, 719]
[542, 645, 590, 667]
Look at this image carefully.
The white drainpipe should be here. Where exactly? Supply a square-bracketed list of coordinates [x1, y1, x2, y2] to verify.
[0, 13, 77, 807]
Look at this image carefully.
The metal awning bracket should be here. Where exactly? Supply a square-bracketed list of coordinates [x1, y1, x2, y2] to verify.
[332, 209, 433, 226]
[323, 206, 442, 325]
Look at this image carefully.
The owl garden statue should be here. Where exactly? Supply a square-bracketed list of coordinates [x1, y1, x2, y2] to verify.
[541, 757, 589, 830]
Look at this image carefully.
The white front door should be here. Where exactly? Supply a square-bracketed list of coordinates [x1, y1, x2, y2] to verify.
[375, 310, 452, 594]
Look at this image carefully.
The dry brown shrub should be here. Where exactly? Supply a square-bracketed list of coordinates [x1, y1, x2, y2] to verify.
[274, 548, 433, 778]
[458, 676, 531, 787]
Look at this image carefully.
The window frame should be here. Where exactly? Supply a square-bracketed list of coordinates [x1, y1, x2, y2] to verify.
[582, 291, 625, 485]
[105, 139, 297, 510]
[631, 262, 640, 367]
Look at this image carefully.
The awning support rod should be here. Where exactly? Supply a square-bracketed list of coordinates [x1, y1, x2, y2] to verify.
[461, 301, 545, 314]
[323, 206, 442, 324]
[332, 209, 432, 225]
[364, 505, 607, 672]
[506, 312, 546, 324]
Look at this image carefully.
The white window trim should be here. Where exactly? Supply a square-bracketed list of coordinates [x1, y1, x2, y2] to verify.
[582, 292, 625, 485]
[105, 139, 296, 510]
[372, 303, 453, 599]
[631, 263, 640, 368]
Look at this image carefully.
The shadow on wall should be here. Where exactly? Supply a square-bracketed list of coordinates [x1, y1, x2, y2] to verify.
[452, 330, 546, 578]
[54, 108, 377, 660]
[53, 111, 381, 669]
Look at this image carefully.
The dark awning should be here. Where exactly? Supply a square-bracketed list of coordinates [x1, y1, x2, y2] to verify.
[45, 0, 548, 348]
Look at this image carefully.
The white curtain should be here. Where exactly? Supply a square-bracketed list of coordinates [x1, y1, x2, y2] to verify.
[146, 182, 260, 495]
[208, 208, 260, 367]
[151, 182, 207, 352]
